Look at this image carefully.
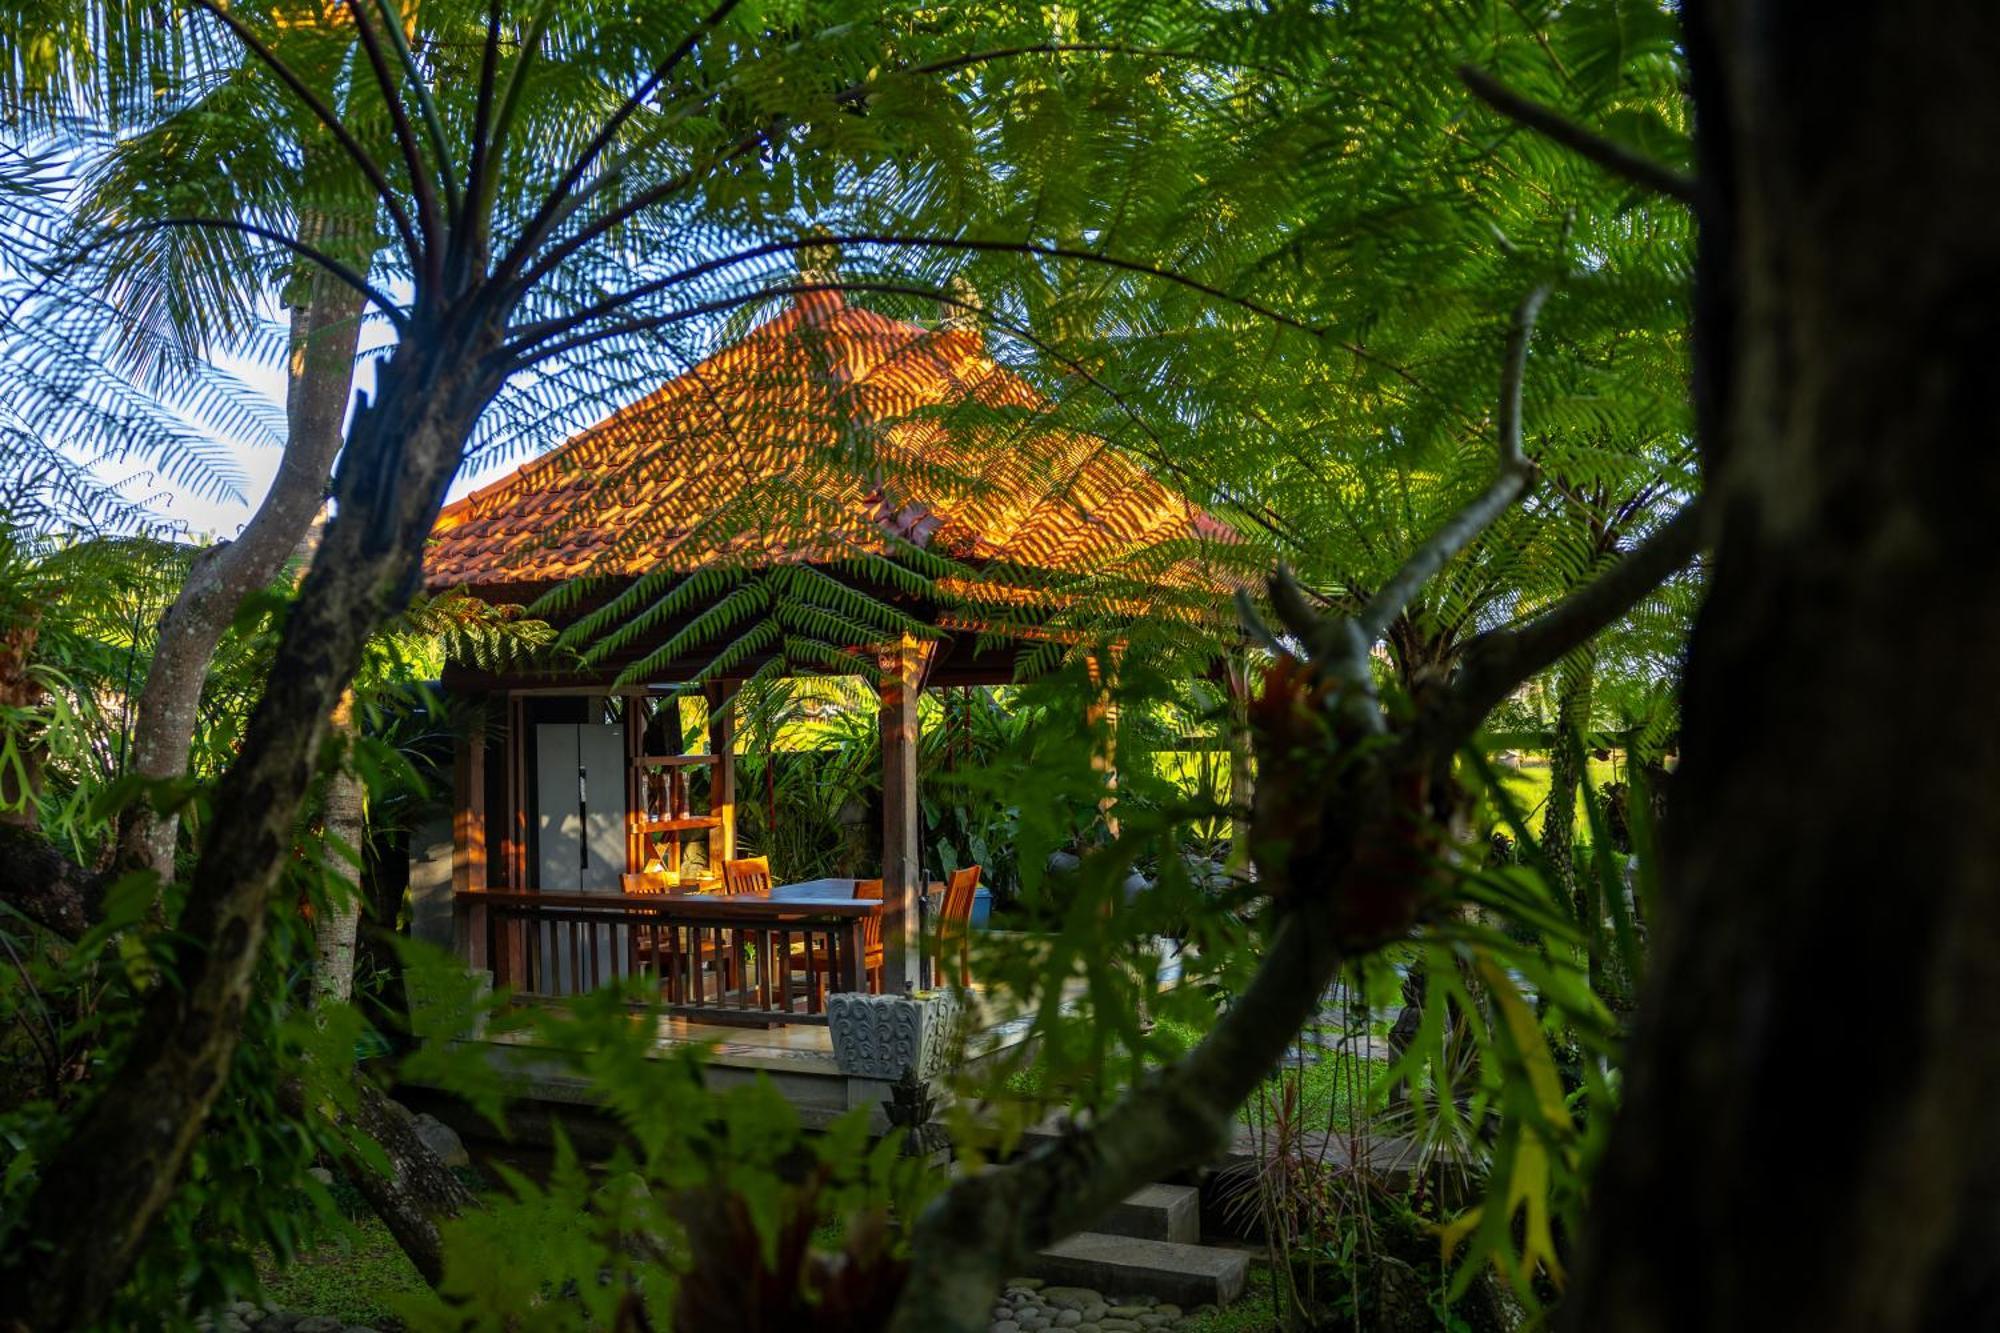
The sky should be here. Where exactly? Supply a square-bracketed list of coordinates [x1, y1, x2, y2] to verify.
[90, 323, 532, 541]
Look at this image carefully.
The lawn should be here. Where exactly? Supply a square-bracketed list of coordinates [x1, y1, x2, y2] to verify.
[255, 1214, 427, 1329]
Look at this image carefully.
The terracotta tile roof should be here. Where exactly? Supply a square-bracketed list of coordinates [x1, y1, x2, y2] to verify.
[424, 291, 1238, 617]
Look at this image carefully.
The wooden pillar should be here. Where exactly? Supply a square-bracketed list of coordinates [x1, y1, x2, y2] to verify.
[452, 722, 488, 968]
[706, 679, 739, 866]
[451, 726, 487, 892]
[499, 693, 527, 984]
[879, 636, 929, 992]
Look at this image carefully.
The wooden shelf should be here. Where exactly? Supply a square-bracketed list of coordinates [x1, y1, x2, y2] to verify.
[641, 816, 722, 834]
[639, 754, 718, 768]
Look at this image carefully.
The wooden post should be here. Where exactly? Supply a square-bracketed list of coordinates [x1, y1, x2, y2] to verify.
[879, 635, 929, 992]
[451, 727, 487, 893]
[706, 679, 739, 866]
[452, 724, 487, 967]
[623, 694, 642, 876]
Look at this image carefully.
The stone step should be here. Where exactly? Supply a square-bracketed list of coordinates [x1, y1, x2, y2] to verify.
[1024, 1232, 1249, 1309]
[1090, 1183, 1201, 1244]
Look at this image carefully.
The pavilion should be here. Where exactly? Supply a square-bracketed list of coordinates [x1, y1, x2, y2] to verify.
[427, 285, 1240, 1014]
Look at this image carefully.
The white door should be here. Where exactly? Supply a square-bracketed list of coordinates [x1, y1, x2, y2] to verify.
[535, 722, 628, 991]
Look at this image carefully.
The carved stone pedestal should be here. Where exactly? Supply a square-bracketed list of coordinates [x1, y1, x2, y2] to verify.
[827, 989, 963, 1082]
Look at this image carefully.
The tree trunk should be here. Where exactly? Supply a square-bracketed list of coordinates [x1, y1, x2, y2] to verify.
[315, 692, 366, 1008]
[276, 1075, 478, 1288]
[0, 333, 497, 1331]
[1540, 649, 1595, 896]
[1225, 654, 1255, 873]
[1565, 4, 2000, 1329]
[117, 205, 365, 886]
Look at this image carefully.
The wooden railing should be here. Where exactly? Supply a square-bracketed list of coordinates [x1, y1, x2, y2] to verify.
[454, 890, 877, 1025]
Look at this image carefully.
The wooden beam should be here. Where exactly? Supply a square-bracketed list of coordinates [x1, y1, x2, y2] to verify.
[880, 634, 932, 992]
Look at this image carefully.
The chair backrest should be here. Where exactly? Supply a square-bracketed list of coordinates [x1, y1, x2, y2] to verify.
[722, 856, 772, 896]
[940, 865, 980, 926]
[935, 865, 980, 987]
[851, 878, 886, 953]
[622, 872, 674, 895]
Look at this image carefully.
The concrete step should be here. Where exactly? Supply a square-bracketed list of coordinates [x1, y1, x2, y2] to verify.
[1024, 1232, 1249, 1308]
[1091, 1183, 1201, 1244]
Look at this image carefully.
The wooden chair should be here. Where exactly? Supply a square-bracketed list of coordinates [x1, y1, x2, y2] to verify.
[620, 873, 674, 992]
[805, 877, 885, 1002]
[721, 856, 773, 896]
[935, 865, 980, 988]
[853, 878, 885, 993]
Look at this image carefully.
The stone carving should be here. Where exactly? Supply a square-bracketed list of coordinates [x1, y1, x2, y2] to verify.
[827, 990, 963, 1081]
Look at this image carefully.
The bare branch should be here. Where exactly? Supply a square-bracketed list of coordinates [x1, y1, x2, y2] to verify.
[1235, 588, 1286, 656]
[183, 0, 421, 263]
[1267, 566, 1324, 644]
[1357, 281, 1552, 640]
[1426, 499, 1705, 752]
[1458, 64, 1697, 205]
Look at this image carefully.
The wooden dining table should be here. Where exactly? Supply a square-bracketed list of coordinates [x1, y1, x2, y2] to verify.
[454, 888, 881, 1020]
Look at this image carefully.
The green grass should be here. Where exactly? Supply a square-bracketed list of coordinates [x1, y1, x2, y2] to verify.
[1242, 1044, 1386, 1135]
[1490, 754, 1622, 830]
[1178, 1272, 1282, 1332]
[254, 1214, 427, 1329]
[1000, 1022, 1385, 1136]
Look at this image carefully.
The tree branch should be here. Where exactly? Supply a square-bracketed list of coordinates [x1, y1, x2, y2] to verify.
[1458, 64, 1697, 205]
[457, 0, 504, 249]
[1426, 498, 1705, 752]
[493, 0, 744, 286]
[507, 128, 773, 297]
[183, 0, 422, 263]
[892, 895, 1348, 1333]
[508, 41, 1320, 311]
[346, 0, 444, 288]
[505, 232, 1333, 355]
[367, 0, 460, 214]
[82, 219, 407, 334]
[1357, 281, 1552, 640]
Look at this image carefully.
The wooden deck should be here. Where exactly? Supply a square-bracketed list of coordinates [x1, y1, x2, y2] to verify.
[406, 941, 1183, 1134]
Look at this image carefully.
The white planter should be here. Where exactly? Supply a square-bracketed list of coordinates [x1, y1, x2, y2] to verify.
[827, 990, 963, 1081]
